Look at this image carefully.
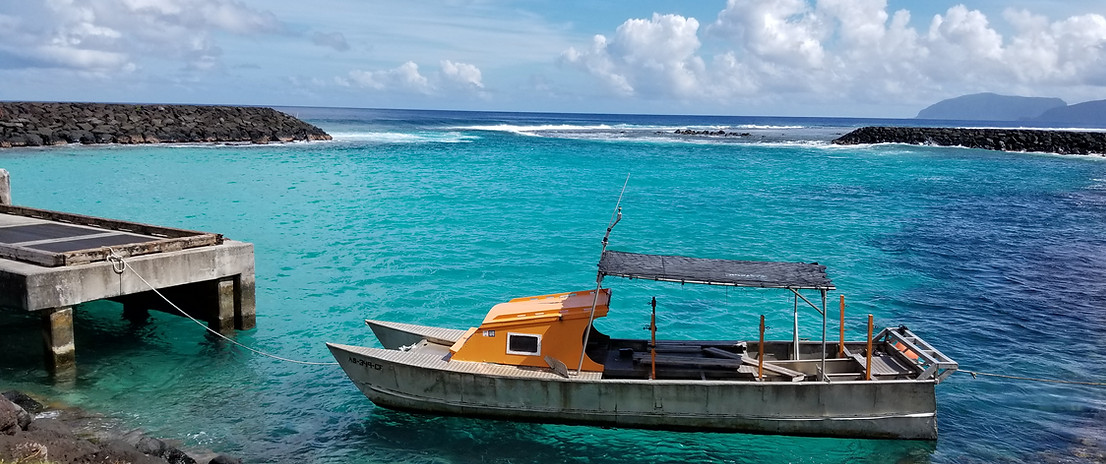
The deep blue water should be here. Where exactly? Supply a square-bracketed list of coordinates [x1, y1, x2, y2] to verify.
[0, 107, 1104, 463]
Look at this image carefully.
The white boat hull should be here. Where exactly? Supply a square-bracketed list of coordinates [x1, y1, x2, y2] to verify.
[327, 341, 939, 440]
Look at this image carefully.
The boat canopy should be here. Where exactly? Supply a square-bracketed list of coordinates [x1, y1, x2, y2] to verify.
[598, 250, 835, 290]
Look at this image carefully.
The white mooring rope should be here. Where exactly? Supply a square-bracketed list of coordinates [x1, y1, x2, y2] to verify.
[107, 249, 339, 366]
[957, 369, 1105, 386]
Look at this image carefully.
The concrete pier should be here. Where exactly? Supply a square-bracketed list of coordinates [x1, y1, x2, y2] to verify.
[0, 169, 256, 374]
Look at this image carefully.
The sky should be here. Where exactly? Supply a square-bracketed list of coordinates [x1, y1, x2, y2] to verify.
[1, 0, 1105, 118]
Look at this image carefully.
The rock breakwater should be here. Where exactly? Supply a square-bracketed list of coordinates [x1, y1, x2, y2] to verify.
[832, 126, 1106, 155]
[0, 102, 331, 148]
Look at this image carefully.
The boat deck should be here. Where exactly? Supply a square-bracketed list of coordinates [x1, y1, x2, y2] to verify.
[362, 321, 938, 384]
[598, 338, 922, 382]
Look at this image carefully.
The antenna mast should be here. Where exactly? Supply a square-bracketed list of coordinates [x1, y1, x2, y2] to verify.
[575, 173, 629, 374]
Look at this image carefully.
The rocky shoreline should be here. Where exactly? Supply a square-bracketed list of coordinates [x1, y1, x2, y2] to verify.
[832, 126, 1106, 155]
[1, 390, 238, 464]
[0, 102, 331, 148]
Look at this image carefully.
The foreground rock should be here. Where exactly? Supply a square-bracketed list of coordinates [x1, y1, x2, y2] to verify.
[0, 102, 331, 148]
[832, 126, 1106, 155]
[1, 391, 240, 464]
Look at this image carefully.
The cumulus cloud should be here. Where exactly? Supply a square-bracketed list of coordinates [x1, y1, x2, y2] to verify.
[712, 0, 826, 69]
[341, 60, 487, 96]
[440, 60, 484, 89]
[561, 35, 634, 96]
[344, 61, 432, 94]
[562, 1, 1106, 106]
[562, 13, 705, 97]
[0, 0, 282, 74]
[1002, 9, 1106, 84]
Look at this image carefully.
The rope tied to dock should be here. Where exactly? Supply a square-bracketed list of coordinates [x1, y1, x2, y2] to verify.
[107, 249, 339, 366]
[957, 369, 1105, 386]
[108, 251, 127, 274]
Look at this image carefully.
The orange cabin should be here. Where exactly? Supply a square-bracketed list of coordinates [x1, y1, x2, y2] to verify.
[449, 288, 611, 372]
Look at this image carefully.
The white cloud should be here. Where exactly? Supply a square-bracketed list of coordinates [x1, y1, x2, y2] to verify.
[561, 35, 634, 96]
[926, 4, 1006, 84]
[711, 0, 826, 69]
[37, 45, 134, 72]
[196, 1, 281, 34]
[0, 0, 282, 74]
[1003, 9, 1106, 84]
[561, 13, 705, 98]
[440, 60, 484, 89]
[563, 1, 1106, 107]
[344, 61, 432, 94]
[340, 60, 490, 98]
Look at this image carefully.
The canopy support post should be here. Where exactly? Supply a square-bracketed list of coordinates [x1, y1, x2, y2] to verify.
[838, 295, 845, 358]
[649, 296, 657, 380]
[758, 315, 765, 380]
[576, 183, 625, 375]
[865, 314, 874, 380]
[820, 289, 827, 381]
[792, 292, 799, 361]
[575, 276, 605, 375]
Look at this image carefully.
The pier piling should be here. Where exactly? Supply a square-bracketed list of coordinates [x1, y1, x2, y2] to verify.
[0, 169, 10, 206]
[41, 306, 76, 374]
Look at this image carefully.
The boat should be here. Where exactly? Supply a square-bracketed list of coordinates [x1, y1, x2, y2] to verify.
[328, 219, 958, 440]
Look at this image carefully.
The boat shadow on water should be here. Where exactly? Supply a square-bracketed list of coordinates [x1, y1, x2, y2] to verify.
[353, 407, 938, 464]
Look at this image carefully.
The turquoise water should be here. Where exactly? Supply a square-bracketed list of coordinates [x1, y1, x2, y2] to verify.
[1, 108, 1104, 463]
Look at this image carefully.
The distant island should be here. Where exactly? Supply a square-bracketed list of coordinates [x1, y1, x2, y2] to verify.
[1033, 100, 1106, 127]
[916, 93, 1065, 121]
[0, 102, 331, 148]
[916, 92, 1106, 127]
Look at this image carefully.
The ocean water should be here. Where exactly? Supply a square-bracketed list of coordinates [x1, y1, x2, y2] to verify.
[0, 107, 1104, 463]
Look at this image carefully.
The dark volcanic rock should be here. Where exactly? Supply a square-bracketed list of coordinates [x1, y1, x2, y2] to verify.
[0, 102, 331, 148]
[0, 396, 31, 434]
[0, 429, 99, 463]
[90, 439, 172, 464]
[26, 418, 73, 436]
[134, 436, 196, 464]
[832, 126, 1106, 156]
[0, 399, 20, 435]
[0, 389, 244, 464]
[671, 128, 751, 137]
[2, 391, 44, 414]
